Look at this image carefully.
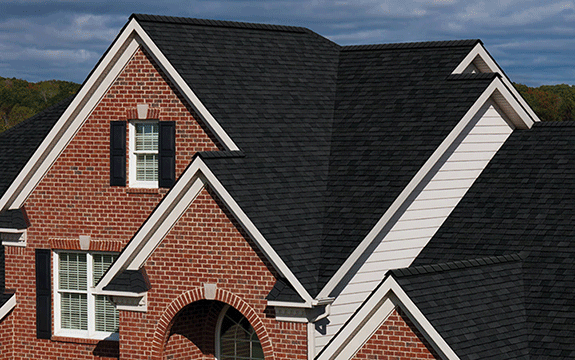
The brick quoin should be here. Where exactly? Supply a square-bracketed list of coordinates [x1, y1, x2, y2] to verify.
[352, 308, 439, 360]
[0, 46, 307, 359]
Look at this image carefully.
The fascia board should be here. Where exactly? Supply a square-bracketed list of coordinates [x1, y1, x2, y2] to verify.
[0, 21, 141, 212]
[317, 277, 459, 360]
[317, 79, 504, 299]
[0, 294, 16, 322]
[1, 18, 239, 212]
[95, 157, 313, 304]
[0, 228, 26, 233]
[131, 21, 239, 151]
[452, 43, 540, 123]
[92, 289, 147, 297]
[267, 300, 313, 309]
[490, 78, 534, 129]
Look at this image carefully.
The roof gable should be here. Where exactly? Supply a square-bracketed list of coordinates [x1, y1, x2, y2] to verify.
[0, 16, 239, 212]
[0, 14, 539, 304]
[411, 122, 575, 358]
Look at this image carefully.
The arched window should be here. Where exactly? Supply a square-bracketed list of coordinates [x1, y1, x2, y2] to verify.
[216, 305, 264, 360]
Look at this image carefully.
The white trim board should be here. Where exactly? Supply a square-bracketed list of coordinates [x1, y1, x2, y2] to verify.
[452, 42, 540, 123]
[317, 77, 534, 301]
[0, 294, 16, 322]
[95, 156, 313, 304]
[0, 17, 238, 212]
[316, 276, 459, 360]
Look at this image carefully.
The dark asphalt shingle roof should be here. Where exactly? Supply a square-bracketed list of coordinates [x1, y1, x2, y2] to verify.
[103, 269, 150, 293]
[133, 14, 491, 297]
[265, 277, 305, 303]
[399, 121, 575, 359]
[393, 253, 530, 360]
[0, 209, 28, 229]
[0, 97, 73, 199]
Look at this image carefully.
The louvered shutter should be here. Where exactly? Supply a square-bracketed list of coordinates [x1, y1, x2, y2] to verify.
[158, 121, 176, 188]
[35, 249, 51, 339]
[110, 121, 126, 186]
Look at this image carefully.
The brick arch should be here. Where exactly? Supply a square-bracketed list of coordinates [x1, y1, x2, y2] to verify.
[151, 287, 274, 360]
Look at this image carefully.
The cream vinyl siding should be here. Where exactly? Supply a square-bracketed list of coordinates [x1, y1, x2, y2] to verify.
[314, 101, 514, 352]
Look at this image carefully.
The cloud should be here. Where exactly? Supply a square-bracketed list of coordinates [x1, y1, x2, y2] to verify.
[0, 43, 98, 63]
[0, 0, 574, 85]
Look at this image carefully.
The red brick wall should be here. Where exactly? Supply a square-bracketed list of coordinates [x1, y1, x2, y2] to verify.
[1, 45, 307, 359]
[117, 188, 308, 360]
[0, 46, 223, 359]
[0, 302, 15, 359]
[353, 308, 439, 360]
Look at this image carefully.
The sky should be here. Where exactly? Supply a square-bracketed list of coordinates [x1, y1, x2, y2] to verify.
[1, 0, 574, 86]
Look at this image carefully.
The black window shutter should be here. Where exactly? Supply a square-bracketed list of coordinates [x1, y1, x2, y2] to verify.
[159, 121, 176, 188]
[110, 121, 126, 186]
[35, 249, 51, 339]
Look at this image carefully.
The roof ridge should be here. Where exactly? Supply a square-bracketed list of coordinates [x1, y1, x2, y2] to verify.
[131, 13, 309, 34]
[392, 252, 526, 277]
[341, 39, 481, 52]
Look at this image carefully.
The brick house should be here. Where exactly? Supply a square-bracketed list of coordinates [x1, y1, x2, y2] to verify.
[0, 13, 572, 360]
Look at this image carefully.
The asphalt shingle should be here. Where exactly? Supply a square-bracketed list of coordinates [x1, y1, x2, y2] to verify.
[134, 14, 491, 296]
[401, 121, 575, 359]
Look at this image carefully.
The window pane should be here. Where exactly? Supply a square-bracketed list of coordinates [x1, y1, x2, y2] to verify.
[220, 307, 263, 360]
[251, 341, 264, 359]
[59, 253, 87, 291]
[136, 154, 158, 181]
[95, 295, 119, 333]
[135, 123, 158, 151]
[61, 293, 87, 330]
[93, 253, 117, 284]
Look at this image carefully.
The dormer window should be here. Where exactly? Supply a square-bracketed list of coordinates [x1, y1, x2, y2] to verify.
[130, 121, 159, 188]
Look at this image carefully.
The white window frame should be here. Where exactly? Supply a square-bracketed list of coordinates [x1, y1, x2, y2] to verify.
[129, 120, 159, 188]
[53, 251, 119, 340]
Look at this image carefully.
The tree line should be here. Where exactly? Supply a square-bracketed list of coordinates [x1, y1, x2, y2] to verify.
[0, 76, 81, 132]
[514, 83, 575, 122]
[0, 76, 574, 133]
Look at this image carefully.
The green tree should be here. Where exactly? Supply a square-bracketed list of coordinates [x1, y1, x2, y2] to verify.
[0, 76, 81, 133]
[514, 83, 575, 122]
